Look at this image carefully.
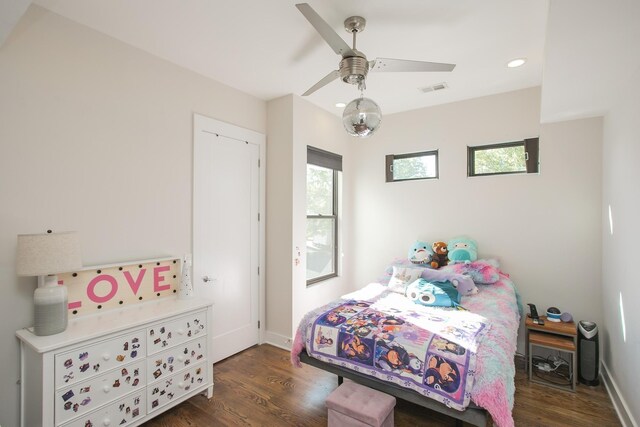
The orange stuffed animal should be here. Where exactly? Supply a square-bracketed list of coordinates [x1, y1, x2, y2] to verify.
[431, 241, 449, 269]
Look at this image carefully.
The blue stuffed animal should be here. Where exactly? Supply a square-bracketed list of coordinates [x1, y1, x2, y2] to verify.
[405, 279, 461, 307]
[447, 237, 478, 264]
[408, 241, 433, 265]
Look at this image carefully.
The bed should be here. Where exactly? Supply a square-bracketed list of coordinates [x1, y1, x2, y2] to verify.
[291, 260, 522, 427]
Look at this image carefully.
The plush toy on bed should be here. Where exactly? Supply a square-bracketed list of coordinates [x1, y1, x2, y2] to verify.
[408, 241, 433, 266]
[430, 241, 449, 269]
[447, 237, 478, 264]
[405, 279, 461, 308]
[454, 276, 478, 296]
[421, 268, 478, 296]
[440, 259, 501, 285]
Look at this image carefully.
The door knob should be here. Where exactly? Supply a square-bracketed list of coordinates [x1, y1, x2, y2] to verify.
[202, 276, 214, 283]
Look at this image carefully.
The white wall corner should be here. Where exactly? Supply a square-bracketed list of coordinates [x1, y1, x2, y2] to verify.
[0, 0, 31, 47]
[601, 361, 638, 427]
[264, 330, 292, 352]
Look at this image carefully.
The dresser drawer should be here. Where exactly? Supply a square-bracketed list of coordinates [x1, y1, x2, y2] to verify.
[55, 330, 146, 388]
[147, 362, 207, 413]
[56, 359, 146, 425]
[60, 391, 146, 427]
[147, 336, 207, 383]
[146, 311, 206, 355]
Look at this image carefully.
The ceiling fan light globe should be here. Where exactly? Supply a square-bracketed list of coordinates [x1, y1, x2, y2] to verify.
[344, 74, 363, 85]
[342, 97, 382, 138]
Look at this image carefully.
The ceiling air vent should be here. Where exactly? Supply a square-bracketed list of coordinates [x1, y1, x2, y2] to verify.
[420, 82, 448, 93]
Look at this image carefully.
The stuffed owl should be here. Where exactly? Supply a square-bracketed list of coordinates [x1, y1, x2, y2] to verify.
[447, 237, 478, 264]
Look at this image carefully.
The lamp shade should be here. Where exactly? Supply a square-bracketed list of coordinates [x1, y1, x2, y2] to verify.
[16, 231, 82, 276]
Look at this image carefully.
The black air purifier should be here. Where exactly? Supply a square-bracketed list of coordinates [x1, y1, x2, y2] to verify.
[578, 321, 599, 386]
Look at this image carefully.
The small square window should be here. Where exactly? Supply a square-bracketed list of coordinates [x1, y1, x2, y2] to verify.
[467, 138, 539, 177]
[385, 150, 439, 182]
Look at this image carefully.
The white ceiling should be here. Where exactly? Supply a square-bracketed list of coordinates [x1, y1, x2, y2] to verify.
[29, 0, 549, 116]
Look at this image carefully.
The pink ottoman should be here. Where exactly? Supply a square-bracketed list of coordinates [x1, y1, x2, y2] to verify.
[326, 380, 396, 427]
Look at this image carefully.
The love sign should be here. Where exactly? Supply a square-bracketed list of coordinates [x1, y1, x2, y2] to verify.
[58, 257, 180, 317]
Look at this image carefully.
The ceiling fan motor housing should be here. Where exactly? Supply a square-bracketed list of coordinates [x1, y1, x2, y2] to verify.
[340, 56, 369, 85]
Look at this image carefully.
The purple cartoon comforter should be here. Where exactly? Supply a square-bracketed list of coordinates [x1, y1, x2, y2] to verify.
[295, 284, 491, 411]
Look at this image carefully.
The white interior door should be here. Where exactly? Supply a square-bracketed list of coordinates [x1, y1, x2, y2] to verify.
[193, 115, 263, 363]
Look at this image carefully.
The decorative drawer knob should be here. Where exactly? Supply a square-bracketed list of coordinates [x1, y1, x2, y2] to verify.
[102, 354, 110, 361]
[177, 356, 184, 363]
[103, 418, 111, 426]
[178, 382, 185, 389]
[103, 385, 110, 393]
[177, 329, 184, 335]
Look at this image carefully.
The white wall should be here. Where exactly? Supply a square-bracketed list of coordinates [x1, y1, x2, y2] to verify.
[0, 6, 266, 427]
[351, 87, 603, 353]
[291, 96, 356, 333]
[265, 95, 294, 344]
[541, 0, 640, 123]
[0, 0, 30, 47]
[601, 67, 640, 425]
[265, 95, 356, 344]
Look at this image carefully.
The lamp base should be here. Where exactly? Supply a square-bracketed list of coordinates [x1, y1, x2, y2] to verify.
[179, 255, 195, 300]
[34, 275, 68, 336]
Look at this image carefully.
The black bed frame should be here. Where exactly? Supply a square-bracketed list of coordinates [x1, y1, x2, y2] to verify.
[300, 352, 491, 427]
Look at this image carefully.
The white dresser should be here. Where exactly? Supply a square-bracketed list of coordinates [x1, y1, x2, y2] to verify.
[16, 297, 214, 427]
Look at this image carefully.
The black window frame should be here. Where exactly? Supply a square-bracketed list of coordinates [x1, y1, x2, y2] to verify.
[467, 138, 539, 177]
[385, 150, 439, 183]
[306, 146, 341, 286]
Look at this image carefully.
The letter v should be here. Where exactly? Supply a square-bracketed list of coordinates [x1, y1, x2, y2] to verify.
[124, 269, 146, 295]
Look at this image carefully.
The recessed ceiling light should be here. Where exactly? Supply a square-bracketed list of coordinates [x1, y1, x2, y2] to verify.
[507, 58, 526, 68]
[335, 102, 346, 108]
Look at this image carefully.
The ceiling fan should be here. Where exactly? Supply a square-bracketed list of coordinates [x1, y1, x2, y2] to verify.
[296, 3, 456, 96]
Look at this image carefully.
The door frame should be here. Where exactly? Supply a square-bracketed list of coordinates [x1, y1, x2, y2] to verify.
[193, 113, 266, 347]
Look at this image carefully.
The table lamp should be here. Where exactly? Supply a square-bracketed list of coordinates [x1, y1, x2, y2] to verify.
[16, 231, 82, 336]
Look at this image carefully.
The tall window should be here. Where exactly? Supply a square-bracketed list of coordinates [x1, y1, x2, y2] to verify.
[307, 146, 341, 285]
[467, 138, 539, 176]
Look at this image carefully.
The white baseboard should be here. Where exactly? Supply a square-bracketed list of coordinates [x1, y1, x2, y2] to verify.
[263, 330, 292, 351]
[601, 361, 638, 427]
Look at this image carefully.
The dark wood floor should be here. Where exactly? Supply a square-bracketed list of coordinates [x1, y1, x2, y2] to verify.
[144, 344, 620, 426]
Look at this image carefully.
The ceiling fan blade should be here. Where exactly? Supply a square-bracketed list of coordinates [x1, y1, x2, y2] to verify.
[370, 58, 456, 73]
[296, 3, 355, 57]
[302, 70, 340, 96]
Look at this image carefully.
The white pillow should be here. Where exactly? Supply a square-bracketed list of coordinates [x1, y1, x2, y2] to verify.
[388, 266, 424, 293]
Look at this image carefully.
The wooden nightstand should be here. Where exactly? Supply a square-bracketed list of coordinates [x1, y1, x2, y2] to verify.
[525, 315, 577, 392]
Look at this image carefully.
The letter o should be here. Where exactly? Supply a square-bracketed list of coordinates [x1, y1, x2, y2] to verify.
[87, 274, 118, 303]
